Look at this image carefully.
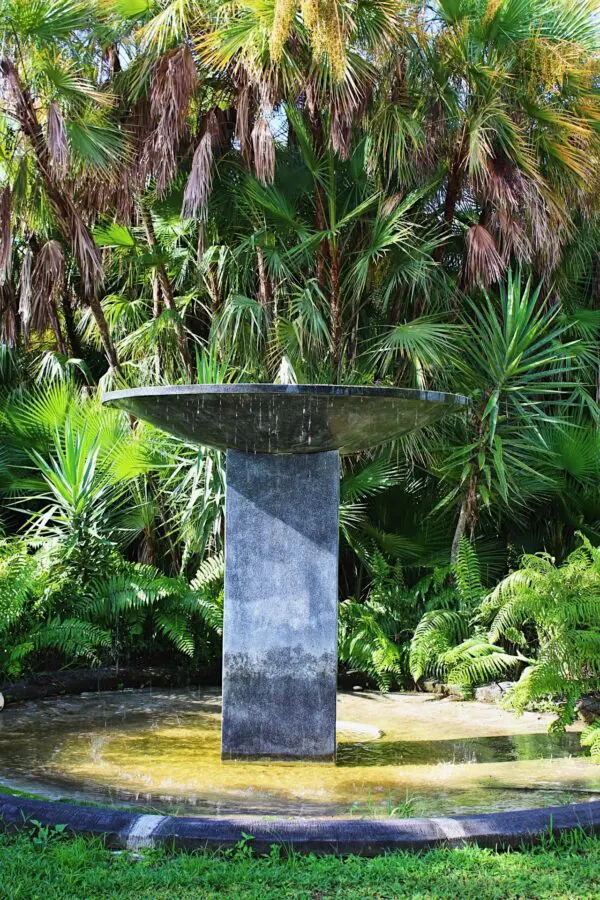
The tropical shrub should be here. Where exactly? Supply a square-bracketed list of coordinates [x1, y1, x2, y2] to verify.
[409, 535, 600, 757]
[0, 533, 225, 679]
[407, 539, 515, 686]
[483, 536, 600, 747]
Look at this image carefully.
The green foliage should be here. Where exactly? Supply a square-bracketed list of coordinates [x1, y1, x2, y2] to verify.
[408, 539, 504, 684]
[0, 532, 223, 677]
[581, 720, 600, 763]
[485, 535, 600, 735]
[410, 533, 600, 756]
[3, 829, 600, 899]
[339, 554, 414, 690]
[1, 0, 600, 741]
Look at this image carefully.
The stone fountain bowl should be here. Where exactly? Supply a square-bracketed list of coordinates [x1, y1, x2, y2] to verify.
[103, 384, 468, 455]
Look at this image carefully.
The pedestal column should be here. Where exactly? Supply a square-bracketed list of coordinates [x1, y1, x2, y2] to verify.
[221, 450, 339, 760]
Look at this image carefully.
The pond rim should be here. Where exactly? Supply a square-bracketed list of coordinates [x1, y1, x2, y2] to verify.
[1, 793, 600, 855]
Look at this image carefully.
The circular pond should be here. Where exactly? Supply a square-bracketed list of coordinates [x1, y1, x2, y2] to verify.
[1, 689, 598, 818]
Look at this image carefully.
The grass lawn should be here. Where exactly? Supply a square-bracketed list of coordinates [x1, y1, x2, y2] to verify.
[0, 829, 599, 899]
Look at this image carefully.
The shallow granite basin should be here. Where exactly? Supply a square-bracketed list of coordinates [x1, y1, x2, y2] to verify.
[0, 690, 596, 818]
[103, 384, 468, 455]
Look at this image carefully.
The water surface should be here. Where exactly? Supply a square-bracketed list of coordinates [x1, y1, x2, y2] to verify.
[1, 689, 598, 818]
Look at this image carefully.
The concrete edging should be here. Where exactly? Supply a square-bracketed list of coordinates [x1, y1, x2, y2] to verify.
[1, 795, 600, 855]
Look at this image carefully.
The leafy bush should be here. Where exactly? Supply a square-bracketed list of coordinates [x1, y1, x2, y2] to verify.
[408, 540, 519, 686]
[339, 553, 463, 690]
[484, 536, 600, 744]
[0, 535, 224, 679]
[339, 554, 416, 690]
[409, 535, 600, 757]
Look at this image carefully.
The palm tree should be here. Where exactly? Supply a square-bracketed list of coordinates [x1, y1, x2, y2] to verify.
[0, 0, 125, 370]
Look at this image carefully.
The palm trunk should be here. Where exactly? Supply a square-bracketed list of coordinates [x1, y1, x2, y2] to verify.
[139, 200, 193, 380]
[152, 276, 162, 379]
[256, 247, 272, 319]
[451, 470, 479, 563]
[307, 106, 328, 293]
[451, 499, 468, 564]
[48, 298, 67, 356]
[87, 293, 119, 369]
[61, 289, 82, 358]
[330, 246, 342, 380]
[434, 130, 469, 264]
[315, 184, 328, 292]
[0, 57, 120, 373]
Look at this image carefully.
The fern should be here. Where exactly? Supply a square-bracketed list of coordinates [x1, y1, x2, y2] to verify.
[455, 539, 484, 610]
[190, 553, 224, 635]
[581, 720, 600, 763]
[486, 534, 600, 743]
[339, 554, 417, 690]
[409, 609, 469, 681]
[0, 539, 38, 633]
[442, 638, 523, 686]
[409, 542, 528, 687]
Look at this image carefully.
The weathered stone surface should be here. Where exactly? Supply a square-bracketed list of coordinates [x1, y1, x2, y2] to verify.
[3, 794, 600, 855]
[103, 384, 468, 455]
[578, 695, 600, 724]
[421, 680, 467, 698]
[222, 450, 339, 759]
[474, 682, 514, 704]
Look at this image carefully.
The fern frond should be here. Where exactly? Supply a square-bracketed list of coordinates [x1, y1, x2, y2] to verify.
[154, 611, 195, 656]
[191, 552, 224, 590]
[581, 719, 600, 763]
[443, 638, 523, 686]
[455, 539, 483, 610]
[409, 609, 469, 681]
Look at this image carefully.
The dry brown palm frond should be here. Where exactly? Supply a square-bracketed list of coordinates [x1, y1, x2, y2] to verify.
[330, 97, 353, 159]
[479, 154, 525, 211]
[69, 213, 103, 297]
[235, 83, 253, 166]
[115, 168, 135, 223]
[18, 246, 33, 342]
[0, 282, 17, 347]
[32, 240, 64, 314]
[463, 224, 506, 288]
[149, 45, 198, 196]
[75, 167, 122, 219]
[491, 208, 532, 264]
[47, 101, 69, 176]
[252, 114, 275, 185]
[31, 240, 67, 352]
[0, 187, 12, 285]
[181, 112, 219, 222]
[526, 187, 570, 274]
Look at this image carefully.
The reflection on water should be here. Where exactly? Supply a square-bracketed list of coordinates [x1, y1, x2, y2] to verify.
[0, 689, 598, 818]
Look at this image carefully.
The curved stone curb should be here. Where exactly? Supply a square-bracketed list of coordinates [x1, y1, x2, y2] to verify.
[1, 795, 600, 855]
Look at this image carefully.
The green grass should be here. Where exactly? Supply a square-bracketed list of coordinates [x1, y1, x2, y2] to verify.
[1, 830, 600, 899]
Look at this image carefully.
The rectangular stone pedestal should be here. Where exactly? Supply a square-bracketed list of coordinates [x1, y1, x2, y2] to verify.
[222, 450, 340, 760]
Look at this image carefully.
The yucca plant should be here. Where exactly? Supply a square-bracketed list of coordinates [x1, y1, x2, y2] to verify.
[435, 270, 587, 560]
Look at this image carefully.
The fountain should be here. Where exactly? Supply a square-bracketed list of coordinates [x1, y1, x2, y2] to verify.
[102, 384, 467, 760]
[2, 384, 600, 849]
